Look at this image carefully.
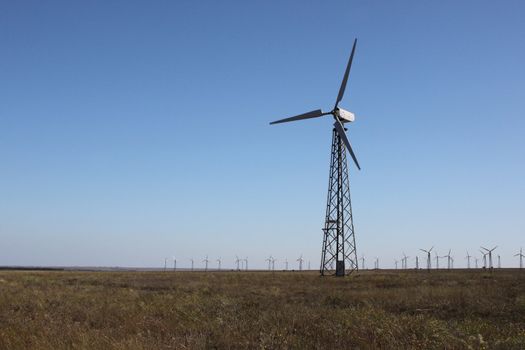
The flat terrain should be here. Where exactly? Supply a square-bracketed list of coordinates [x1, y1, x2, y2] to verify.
[0, 269, 524, 349]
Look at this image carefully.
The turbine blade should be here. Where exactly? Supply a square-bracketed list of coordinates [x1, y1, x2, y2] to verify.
[335, 38, 357, 109]
[334, 120, 361, 170]
[269, 109, 325, 125]
[481, 246, 489, 251]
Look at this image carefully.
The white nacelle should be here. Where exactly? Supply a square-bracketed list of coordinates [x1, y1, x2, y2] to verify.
[335, 108, 355, 123]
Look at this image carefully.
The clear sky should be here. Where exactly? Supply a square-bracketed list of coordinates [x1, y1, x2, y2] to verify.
[1, 1, 524, 269]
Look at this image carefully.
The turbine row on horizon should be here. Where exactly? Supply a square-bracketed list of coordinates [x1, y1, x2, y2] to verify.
[162, 254, 312, 272]
[160, 247, 524, 272]
[360, 246, 525, 270]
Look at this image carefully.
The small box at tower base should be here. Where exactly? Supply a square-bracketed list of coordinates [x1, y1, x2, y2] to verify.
[336, 261, 345, 276]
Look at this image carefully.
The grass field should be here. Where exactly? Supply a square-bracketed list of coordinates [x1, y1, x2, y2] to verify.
[0, 269, 524, 349]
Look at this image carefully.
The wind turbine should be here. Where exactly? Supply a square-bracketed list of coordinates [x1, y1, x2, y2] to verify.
[235, 256, 241, 271]
[402, 253, 409, 269]
[164, 258, 168, 272]
[270, 39, 362, 277]
[173, 257, 177, 271]
[375, 257, 379, 270]
[360, 255, 365, 270]
[481, 246, 497, 269]
[394, 259, 399, 270]
[203, 255, 209, 272]
[475, 257, 479, 268]
[480, 250, 487, 268]
[190, 258, 194, 272]
[244, 257, 248, 271]
[284, 258, 289, 271]
[444, 249, 453, 270]
[216, 257, 221, 271]
[515, 248, 524, 269]
[297, 255, 304, 271]
[434, 251, 440, 269]
[266, 256, 273, 271]
[465, 251, 472, 269]
[272, 257, 277, 271]
[440, 251, 450, 270]
[415, 256, 419, 270]
[420, 246, 433, 271]
[497, 255, 501, 269]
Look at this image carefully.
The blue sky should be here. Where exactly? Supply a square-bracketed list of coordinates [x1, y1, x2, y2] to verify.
[1, 1, 524, 269]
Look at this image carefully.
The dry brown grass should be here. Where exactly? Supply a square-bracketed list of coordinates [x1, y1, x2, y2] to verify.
[0, 269, 524, 349]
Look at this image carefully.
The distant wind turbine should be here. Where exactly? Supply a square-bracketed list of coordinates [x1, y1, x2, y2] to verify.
[235, 256, 241, 271]
[402, 253, 409, 269]
[465, 251, 472, 269]
[480, 250, 487, 268]
[203, 255, 209, 272]
[444, 249, 453, 270]
[515, 248, 524, 269]
[297, 255, 304, 271]
[266, 256, 273, 271]
[420, 246, 433, 271]
[481, 246, 497, 269]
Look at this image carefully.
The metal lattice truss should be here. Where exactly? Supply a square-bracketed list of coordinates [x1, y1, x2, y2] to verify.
[320, 128, 358, 276]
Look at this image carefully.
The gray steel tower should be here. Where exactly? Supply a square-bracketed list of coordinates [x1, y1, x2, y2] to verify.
[320, 127, 357, 276]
